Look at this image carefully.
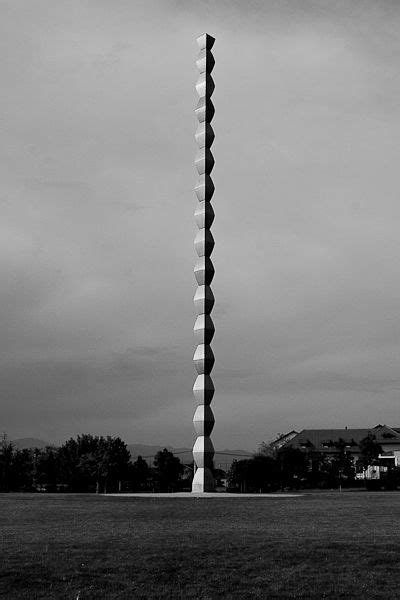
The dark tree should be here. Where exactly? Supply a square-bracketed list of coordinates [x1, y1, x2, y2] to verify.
[0, 435, 14, 492]
[278, 447, 309, 489]
[305, 451, 334, 488]
[227, 456, 280, 493]
[213, 467, 225, 489]
[247, 456, 280, 492]
[359, 434, 383, 469]
[227, 459, 251, 492]
[130, 456, 151, 491]
[10, 448, 34, 491]
[153, 449, 183, 492]
[329, 438, 356, 485]
[257, 441, 275, 457]
[57, 437, 81, 490]
[34, 447, 59, 491]
[57, 434, 130, 492]
[58, 435, 102, 491]
[97, 436, 131, 493]
[0, 436, 36, 492]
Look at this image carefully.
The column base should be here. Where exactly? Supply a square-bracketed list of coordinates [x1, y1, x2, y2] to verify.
[192, 467, 215, 492]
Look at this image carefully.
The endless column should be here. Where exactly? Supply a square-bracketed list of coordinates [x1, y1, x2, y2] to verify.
[192, 33, 216, 493]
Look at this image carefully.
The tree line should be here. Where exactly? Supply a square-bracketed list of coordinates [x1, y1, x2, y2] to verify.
[226, 434, 400, 492]
[2, 432, 398, 493]
[0, 434, 186, 493]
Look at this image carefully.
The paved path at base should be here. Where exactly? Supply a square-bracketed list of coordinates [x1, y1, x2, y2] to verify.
[105, 492, 303, 498]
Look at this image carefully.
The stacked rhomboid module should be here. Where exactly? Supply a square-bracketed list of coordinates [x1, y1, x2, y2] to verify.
[192, 33, 216, 493]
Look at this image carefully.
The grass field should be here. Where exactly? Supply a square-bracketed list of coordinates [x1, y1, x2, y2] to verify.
[2, 492, 400, 599]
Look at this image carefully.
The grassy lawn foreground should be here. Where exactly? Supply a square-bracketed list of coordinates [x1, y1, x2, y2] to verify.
[1, 492, 400, 599]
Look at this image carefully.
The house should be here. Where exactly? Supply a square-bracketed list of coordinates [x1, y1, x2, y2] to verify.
[279, 424, 400, 478]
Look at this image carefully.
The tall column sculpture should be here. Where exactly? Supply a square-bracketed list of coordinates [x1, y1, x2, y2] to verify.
[192, 33, 216, 493]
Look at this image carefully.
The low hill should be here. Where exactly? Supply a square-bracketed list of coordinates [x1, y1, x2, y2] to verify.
[128, 444, 252, 470]
[11, 438, 50, 449]
[10, 438, 253, 470]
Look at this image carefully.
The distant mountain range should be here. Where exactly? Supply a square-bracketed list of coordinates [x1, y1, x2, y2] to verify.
[127, 444, 252, 469]
[11, 439, 253, 469]
[11, 438, 52, 450]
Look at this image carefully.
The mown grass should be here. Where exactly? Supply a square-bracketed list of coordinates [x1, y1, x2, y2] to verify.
[1, 492, 400, 599]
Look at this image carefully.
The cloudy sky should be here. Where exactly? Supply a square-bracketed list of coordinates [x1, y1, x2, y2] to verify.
[1, 0, 400, 450]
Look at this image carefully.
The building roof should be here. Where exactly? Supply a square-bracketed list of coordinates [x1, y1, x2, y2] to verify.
[270, 431, 298, 449]
[281, 425, 400, 454]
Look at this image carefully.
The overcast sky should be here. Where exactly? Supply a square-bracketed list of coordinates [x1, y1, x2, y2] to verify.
[1, 0, 400, 450]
